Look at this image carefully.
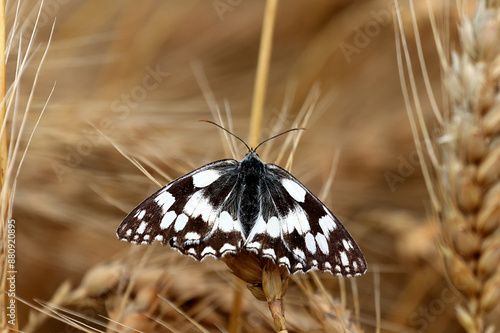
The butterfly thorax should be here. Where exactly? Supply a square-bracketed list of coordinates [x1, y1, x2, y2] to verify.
[238, 151, 264, 237]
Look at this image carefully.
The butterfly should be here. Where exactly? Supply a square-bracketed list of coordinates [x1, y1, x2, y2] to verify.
[116, 121, 367, 276]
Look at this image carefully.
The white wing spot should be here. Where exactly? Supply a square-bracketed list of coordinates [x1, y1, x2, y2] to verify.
[184, 191, 202, 216]
[220, 243, 237, 252]
[279, 257, 291, 267]
[134, 209, 146, 220]
[267, 216, 280, 238]
[263, 248, 276, 259]
[340, 251, 349, 266]
[184, 191, 213, 222]
[305, 233, 317, 254]
[254, 215, 267, 234]
[187, 248, 197, 255]
[218, 211, 234, 232]
[335, 265, 341, 272]
[318, 215, 336, 238]
[324, 262, 332, 269]
[143, 234, 151, 240]
[281, 178, 306, 203]
[245, 215, 266, 242]
[342, 239, 350, 250]
[293, 248, 306, 260]
[136, 221, 148, 234]
[160, 211, 177, 230]
[174, 213, 189, 232]
[192, 169, 221, 188]
[185, 232, 200, 240]
[134, 235, 139, 240]
[297, 208, 310, 234]
[323, 208, 338, 227]
[315, 233, 329, 255]
[154, 191, 175, 213]
[353, 261, 358, 270]
[155, 235, 164, 242]
[285, 206, 310, 235]
[206, 207, 219, 228]
[201, 246, 216, 256]
[126, 229, 132, 236]
[246, 241, 261, 249]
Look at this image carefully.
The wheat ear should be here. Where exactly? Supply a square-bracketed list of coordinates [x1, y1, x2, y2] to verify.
[436, 2, 500, 332]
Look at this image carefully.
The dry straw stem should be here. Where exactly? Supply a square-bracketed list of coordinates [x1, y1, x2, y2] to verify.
[248, 0, 278, 148]
[424, 1, 500, 332]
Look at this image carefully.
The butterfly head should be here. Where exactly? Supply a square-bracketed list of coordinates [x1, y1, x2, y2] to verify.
[240, 150, 264, 175]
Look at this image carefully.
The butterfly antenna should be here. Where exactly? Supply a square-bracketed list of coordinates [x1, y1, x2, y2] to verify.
[254, 127, 306, 152]
[199, 119, 251, 151]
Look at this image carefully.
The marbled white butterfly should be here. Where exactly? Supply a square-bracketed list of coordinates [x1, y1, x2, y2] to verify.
[116, 122, 367, 276]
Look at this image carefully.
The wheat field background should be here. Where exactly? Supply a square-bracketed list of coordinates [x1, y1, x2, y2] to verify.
[2, 0, 499, 332]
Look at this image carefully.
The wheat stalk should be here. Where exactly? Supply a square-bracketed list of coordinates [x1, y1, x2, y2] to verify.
[248, 0, 278, 148]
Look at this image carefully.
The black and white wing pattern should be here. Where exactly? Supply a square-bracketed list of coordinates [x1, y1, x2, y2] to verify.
[117, 151, 367, 276]
[243, 163, 367, 276]
[116, 159, 245, 259]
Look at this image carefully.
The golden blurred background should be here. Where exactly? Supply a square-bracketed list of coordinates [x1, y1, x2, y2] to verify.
[5, 0, 494, 332]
